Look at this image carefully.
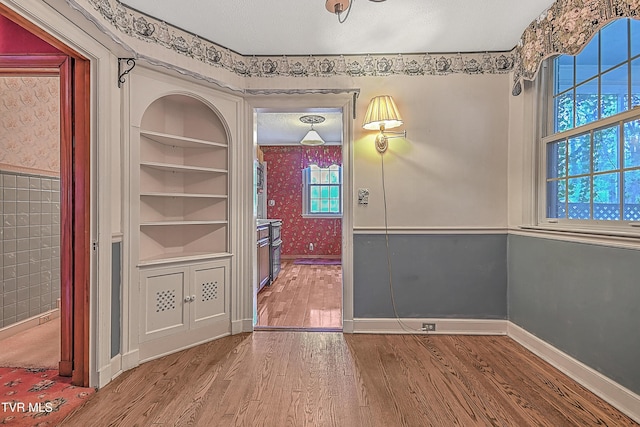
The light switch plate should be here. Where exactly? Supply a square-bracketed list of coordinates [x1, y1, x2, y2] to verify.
[358, 188, 369, 205]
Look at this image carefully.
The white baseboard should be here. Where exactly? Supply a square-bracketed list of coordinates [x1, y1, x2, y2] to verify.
[121, 349, 140, 372]
[353, 318, 508, 335]
[0, 308, 61, 341]
[508, 322, 640, 424]
[342, 319, 354, 334]
[110, 355, 122, 380]
[232, 319, 253, 334]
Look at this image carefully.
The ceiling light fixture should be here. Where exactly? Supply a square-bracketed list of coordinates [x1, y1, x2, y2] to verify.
[362, 95, 407, 153]
[326, 0, 387, 24]
[299, 115, 326, 146]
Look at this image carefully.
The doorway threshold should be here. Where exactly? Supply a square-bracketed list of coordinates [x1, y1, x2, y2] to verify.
[254, 326, 342, 333]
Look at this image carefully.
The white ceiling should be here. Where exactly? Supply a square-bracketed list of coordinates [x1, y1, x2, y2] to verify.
[122, 0, 554, 56]
[257, 109, 343, 146]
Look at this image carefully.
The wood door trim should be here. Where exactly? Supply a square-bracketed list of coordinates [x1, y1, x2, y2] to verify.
[0, 54, 67, 69]
[58, 56, 73, 378]
[72, 57, 91, 387]
[0, 4, 91, 387]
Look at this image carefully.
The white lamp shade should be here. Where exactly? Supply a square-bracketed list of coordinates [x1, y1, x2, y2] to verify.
[362, 95, 403, 130]
[300, 129, 325, 146]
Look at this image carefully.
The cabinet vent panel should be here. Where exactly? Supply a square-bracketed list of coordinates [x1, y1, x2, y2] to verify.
[202, 281, 219, 302]
[156, 289, 177, 312]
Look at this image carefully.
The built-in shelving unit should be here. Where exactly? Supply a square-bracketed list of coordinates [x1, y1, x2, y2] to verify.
[137, 94, 229, 264]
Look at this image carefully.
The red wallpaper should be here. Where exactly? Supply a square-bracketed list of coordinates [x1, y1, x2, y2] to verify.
[263, 145, 342, 258]
[0, 15, 60, 54]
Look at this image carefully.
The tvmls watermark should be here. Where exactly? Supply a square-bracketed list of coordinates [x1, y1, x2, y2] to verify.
[2, 401, 54, 413]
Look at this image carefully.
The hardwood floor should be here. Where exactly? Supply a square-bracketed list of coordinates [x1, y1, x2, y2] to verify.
[256, 260, 342, 329]
[63, 333, 637, 427]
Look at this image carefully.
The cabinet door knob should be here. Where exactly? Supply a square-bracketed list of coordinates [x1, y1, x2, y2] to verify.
[184, 296, 191, 303]
[191, 295, 196, 302]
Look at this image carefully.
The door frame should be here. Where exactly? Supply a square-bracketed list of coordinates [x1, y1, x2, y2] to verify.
[0, 5, 91, 387]
[245, 94, 355, 333]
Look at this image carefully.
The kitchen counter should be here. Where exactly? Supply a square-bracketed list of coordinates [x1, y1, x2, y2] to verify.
[257, 218, 282, 225]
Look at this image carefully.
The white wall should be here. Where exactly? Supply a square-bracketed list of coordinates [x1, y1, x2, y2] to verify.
[249, 73, 511, 229]
[353, 74, 510, 229]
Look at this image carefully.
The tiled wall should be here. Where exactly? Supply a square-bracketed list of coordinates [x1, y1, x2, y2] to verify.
[1, 170, 60, 329]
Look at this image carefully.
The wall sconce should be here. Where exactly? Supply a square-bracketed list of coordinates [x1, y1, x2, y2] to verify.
[362, 95, 407, 153]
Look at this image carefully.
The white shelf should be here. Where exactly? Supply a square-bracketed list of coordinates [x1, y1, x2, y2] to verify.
[140, 192, 228, 199]
[140, 161, 227, 174]
[140, 129, 227, 149]
[140, 220, 227, 226]
[138, 251, 233, 267]
[137, 94, 229, 263]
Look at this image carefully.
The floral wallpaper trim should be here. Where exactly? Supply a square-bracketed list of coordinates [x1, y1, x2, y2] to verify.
[68, 0, 640, 96]
[74, 0, 516, 78]
[513, 0, 640, 95]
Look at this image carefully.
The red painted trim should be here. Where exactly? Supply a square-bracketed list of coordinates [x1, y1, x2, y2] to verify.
[0, 14, 61, 54]
[0, 4, 91, 388]
[0, 7, 82, 58]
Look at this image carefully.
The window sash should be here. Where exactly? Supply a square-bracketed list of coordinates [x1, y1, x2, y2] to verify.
[539, 18, 640, 230]
[541, 110, 640, 225]
[303, 166, 342, 216]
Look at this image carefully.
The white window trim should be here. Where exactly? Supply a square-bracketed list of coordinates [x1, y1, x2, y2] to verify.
[301, 165, 343, 218]
[535, 22, 640, 237]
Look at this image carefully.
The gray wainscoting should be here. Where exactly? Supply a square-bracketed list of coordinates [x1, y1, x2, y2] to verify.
[508, 234, 640, 395]
[354, 234, 507, 319]
[111, 241, 122, 358]
[1, 171, 61, 328]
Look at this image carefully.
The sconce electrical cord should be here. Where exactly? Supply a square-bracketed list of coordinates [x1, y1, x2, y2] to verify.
[380, 153, 422, 333]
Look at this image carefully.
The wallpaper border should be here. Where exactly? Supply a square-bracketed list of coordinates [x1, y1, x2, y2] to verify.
[63, 0, 639, 96]
[73, 0, 515, 78]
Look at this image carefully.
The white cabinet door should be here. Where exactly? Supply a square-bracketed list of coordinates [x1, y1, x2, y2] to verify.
[140, 266, 188, 342]
[139, 259, 230, 352]
[191, 264, 228, 328]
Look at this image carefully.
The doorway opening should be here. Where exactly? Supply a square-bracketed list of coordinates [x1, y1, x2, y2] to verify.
[0, 9, 91, 386]
[254, 108, 343, 331]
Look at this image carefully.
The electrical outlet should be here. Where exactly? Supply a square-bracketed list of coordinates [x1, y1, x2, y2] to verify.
[421, 323, 436, 332]
[309, 243, 314, 251]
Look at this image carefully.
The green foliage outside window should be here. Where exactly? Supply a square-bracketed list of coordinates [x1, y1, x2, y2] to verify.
[547, 18, 640, 222]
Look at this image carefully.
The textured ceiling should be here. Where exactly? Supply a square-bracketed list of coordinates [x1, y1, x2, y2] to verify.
[122, 0, 554, 56]
[257, 110, 343, 146]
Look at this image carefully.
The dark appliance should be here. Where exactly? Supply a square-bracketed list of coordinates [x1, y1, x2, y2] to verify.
[257, 224, 270, 291]
[269, 220, 282, 282]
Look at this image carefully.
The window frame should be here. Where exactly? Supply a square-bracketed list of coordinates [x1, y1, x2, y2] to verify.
[302, 164, 343, 218]
[537, 18, 640, 234]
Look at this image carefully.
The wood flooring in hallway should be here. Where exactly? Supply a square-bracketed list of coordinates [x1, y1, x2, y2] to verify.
[256, 260, 342, 329]
[63, 332, 637, 427]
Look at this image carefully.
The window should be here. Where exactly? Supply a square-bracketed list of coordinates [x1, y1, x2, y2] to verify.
[302, 164, 342, 217]
[542, 18, 640, 227]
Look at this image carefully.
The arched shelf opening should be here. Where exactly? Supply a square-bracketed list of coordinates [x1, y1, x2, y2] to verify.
[138, 94, 230, 264]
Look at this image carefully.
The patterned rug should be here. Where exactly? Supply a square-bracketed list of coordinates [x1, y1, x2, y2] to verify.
[293, 258, 341, 265]
[0, 367, 95, 426]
